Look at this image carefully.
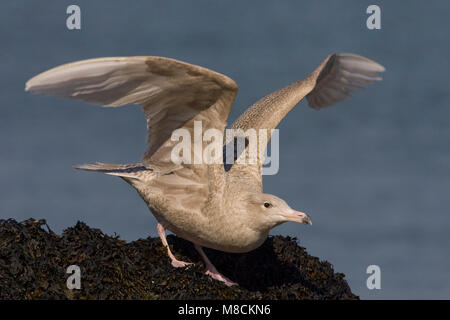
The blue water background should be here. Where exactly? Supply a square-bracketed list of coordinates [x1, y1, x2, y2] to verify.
[1, 1, 449, 299]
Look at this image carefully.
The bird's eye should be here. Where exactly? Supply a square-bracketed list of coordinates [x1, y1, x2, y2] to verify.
[264, 202, 272, 208]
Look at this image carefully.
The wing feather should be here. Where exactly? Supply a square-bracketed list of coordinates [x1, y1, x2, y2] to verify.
[26, 56, 238, 171]
[306, 53, 385, 110]
[228, 53, 384, 190]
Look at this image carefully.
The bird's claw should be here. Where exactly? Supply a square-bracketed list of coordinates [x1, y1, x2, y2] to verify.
[205, 270, 238, 286]
[171, 259, 193, 268]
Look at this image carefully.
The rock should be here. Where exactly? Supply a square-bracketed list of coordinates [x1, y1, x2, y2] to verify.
[0, 218, 358, 300]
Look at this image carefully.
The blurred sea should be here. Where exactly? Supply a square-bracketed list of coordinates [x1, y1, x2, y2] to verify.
[1, 0, 449, 299]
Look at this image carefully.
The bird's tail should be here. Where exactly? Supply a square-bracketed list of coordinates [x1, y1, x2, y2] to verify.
[73, 162, 152, 179]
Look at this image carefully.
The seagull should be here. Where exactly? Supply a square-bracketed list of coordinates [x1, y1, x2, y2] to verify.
[25, 53, 384, 286]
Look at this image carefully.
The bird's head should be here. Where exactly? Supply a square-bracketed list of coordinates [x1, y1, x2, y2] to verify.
[243, 192, 312, 232]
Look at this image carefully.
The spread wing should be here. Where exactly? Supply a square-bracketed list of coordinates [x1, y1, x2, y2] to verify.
[25, 56, 238, 174]
[229, 53, 385, 190]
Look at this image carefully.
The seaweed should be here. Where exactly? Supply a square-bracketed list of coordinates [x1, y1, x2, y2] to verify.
[0, 218, 358, 300]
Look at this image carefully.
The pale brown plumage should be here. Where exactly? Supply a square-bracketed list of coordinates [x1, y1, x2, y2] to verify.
[25, 53, 384, 286]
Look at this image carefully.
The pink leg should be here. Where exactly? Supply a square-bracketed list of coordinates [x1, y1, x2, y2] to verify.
[157, 223, 192, 268]
[194, 244, 238, 287]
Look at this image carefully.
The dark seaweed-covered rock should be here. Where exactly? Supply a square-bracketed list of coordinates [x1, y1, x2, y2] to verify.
[0, 218, 358, 300]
